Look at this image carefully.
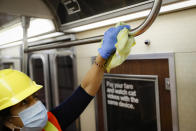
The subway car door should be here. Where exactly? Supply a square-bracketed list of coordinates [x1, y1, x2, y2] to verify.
[96, 53, 177, 131]
[29, 54, 52, 110]
[49, 50, 79, 131]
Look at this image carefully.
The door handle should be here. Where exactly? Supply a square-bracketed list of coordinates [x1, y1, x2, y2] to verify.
[165, 78, 170, 91]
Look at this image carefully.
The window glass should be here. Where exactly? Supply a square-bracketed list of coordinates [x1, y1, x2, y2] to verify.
[56, 56, 74, 103]
[31, 59, 47, 106]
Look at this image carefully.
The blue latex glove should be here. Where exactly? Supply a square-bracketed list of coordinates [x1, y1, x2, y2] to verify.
[98, 25, 130, 59]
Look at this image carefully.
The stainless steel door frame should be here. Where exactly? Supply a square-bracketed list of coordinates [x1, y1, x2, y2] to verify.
[49, 49, 79, 131]
[49, 50, 78, 107]
[29, 53, 52, 110]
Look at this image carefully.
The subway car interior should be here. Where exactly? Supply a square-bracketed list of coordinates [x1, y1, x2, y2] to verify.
[0, 0, 196, 131]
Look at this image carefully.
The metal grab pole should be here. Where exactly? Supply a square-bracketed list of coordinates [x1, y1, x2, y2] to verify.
[21, 16, 30, 73]
[129, 0, 162, 36]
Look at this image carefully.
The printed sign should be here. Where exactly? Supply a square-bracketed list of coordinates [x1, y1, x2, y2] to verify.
[102, 74, 160, 131]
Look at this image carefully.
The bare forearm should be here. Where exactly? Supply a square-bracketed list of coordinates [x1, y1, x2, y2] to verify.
[81, 54, 106, 96]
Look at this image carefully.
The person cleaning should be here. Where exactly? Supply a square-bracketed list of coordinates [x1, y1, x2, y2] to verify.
[0, 25, 132, 131]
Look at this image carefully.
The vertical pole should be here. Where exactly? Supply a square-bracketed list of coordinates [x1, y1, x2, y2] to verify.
[21, 16, 30, 73]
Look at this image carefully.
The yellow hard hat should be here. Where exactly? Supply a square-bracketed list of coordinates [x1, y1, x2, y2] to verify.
[0, 69, 42, 111]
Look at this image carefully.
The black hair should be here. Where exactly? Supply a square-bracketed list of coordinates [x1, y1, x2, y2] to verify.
[0, 107, 11, 130]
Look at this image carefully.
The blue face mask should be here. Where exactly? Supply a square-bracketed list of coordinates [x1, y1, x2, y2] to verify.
[12, 101, 48, 129]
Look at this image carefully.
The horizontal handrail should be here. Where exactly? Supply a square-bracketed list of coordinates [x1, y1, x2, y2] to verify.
[25, 35, 103, 52]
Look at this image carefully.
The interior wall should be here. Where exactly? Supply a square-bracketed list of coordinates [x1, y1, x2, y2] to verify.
[75, 7, 196, 131]
[175, 52, 196, 131]
[0, 46, 21, 57]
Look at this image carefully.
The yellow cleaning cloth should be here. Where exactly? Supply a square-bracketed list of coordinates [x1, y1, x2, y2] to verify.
[105, 22, 136, 72]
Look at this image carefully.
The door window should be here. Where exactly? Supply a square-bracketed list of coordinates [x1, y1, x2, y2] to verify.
[56, 56, 74, 104]
[31, 58, 47, 107]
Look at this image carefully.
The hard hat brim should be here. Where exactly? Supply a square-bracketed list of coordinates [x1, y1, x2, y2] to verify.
[0, 84, 43, 111]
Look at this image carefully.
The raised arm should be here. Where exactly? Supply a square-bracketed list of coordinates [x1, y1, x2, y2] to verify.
[51, 25, 130, 130]
[81, 54, 106, 96]
[81, 25, 130, 96]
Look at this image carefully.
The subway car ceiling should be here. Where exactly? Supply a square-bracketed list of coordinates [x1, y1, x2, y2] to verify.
[0, 0, 195, 50]
[0, 0, 188, 34]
